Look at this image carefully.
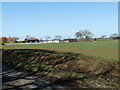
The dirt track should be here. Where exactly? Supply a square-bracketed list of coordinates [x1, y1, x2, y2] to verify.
[2, 65, 71, 90]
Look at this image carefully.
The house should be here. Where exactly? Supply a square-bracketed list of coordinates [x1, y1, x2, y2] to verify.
[0, 37, 13, 43]
[24, 38, 39, 43]
[0, 37, 11, 41]
[47, 40, 53, 43]
[52, 39, 60, 43]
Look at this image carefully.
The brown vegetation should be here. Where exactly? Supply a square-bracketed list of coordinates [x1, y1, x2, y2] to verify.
[2, 49, 120, 88]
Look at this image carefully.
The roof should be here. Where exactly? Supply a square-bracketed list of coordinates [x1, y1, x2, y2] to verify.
[0, 37, 11, 40]
[6, 38, 11, 40]
[25, 38, 39, 40]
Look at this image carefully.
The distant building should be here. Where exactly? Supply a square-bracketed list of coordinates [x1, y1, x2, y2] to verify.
[52, 39, 60, 43]
[47, 40, 53, 43]
[0, 37, 15, 43]
[24, 38, 39, 43]
[0, 37, 11, 41]
[64, 39, 77, 42]
[113, 36, 120, 40]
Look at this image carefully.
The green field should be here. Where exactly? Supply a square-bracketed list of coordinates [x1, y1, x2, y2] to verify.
[2, 40, 118, 61]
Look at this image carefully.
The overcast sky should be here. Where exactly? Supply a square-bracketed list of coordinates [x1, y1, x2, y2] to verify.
[2, 2, 118, 40]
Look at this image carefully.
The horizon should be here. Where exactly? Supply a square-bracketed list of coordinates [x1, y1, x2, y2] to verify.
[2, 2, 118, 40]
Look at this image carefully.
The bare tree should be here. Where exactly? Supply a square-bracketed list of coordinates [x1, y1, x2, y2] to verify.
[110, 34, 118, 38]
[45, 36, 51, 41]
[101, 35, 107, 39]
[55, 35, 62, 40]
[25, 35, 32, 39]
[75, 31, 83, 39]
[83, 30, 93, 40]
[75, 30, 93, 40]
[11, 37, 19, 42]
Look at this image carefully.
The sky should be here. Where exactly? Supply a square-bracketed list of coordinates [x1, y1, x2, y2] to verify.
[2, 2, 118, 40]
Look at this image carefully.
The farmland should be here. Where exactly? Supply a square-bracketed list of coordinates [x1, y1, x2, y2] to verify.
[2, 40, 119, 88]
[2, 40, 118, 61]
[2, 46, 119, 88]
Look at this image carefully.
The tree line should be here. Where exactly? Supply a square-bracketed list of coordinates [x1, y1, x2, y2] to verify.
[1, 30, 119, 44]
[75, 30, 119, 40]
[25, 35, 62, 41]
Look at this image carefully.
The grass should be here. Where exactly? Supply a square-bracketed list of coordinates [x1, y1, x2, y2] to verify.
[2, 40, 118, 61]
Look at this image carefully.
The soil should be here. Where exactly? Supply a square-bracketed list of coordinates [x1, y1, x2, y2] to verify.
[2, 64, 71, 90]
[2, 49, 120, 88]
